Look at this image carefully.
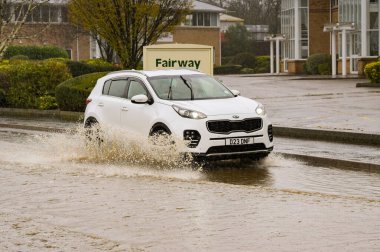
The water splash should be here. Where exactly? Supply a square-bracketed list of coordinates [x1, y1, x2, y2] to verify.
[38, 124, 198, 171]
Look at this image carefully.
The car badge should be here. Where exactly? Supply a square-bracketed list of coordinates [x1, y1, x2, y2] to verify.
[232, 115, 239, 119]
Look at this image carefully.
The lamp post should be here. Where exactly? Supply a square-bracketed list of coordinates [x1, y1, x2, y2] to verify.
[264, 34, 286, 74]
[323, 22, 355, 77]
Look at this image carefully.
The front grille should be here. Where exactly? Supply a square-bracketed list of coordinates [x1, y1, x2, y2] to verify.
[207, 118, 262, 134]
[268, 124, 273, 142]
[206, 143, 267, 155]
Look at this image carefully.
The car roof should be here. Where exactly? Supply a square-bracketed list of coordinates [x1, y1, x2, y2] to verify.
[106, 69, 205, 78]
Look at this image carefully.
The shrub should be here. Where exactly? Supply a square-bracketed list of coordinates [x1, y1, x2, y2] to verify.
[10, 55, 29, 61]
[318, 63, 331, 75]
[6, 60, 72, 108]
[240, 68, 255, 74]
[214, 65, 242, 75]
[4, 45, 69, 60]
[364, 61, 380, 83]
[66, 60, 120, 77]
[221, 56, 233, 65]
[305, 53, 331, 75]
[0, 71, 10, 107]
[229, 53, 257, 68]
[255, 56, 270, 73]
[55, 72, 108, 112]
[37, 95, 58, 110]
[0, 88, 6, 107]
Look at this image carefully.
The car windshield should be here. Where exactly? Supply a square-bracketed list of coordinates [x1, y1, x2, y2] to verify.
[148, 75, 234, 100]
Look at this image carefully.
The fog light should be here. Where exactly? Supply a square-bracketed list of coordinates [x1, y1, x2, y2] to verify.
[184, 130, 201, 148]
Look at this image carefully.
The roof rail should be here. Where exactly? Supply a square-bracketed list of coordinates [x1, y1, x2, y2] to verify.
[106, 69, 148, 77]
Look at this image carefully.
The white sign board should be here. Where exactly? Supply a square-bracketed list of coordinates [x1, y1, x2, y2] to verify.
[143, 44, 214, 75]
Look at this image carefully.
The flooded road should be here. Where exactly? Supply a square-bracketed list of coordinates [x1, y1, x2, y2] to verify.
[1, 127, 379, 251]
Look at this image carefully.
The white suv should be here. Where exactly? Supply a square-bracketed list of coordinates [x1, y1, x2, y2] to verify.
[84, 69, 273, 160]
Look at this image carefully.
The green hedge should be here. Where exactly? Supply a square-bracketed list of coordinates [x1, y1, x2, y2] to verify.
[364, 60, 380, 83]
[305, 53, 331, 75]
[214, 65, 242, 75]
[229, 53, 257, 68]
[55, 72, 108, 112]
[4, 45, 69, 60]
[66, 60, 120, 77]
[5, 61, 72, 108]
[255, 56, 270, 73]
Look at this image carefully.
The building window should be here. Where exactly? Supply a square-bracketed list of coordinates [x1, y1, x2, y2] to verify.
[184, 12, 218, 27]
[281, 0, 309, 59]
[331, 0, 339, 8]
[12, 4, 69, 23]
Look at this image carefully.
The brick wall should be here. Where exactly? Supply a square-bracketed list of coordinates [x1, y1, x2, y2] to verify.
[10, 24, 91, 60]
[172, 27, 221, 66]
[309, 0, 331, 56]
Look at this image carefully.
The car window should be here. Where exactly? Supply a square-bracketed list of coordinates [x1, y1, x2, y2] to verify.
[102, 80, 111, 95]
[127, 80, 147, 99]
[149, 75, 234, 100]
[108, 79, 128, 98]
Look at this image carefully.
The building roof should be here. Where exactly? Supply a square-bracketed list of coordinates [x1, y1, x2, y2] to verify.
[220, 14, 244, 23]
[192, 1, 225, 13]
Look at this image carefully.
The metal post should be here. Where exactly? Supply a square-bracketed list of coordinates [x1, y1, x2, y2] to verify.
[349, 33, 353, 74]
[294, 0, 300, 59]
[276, 38, 280, 74]
[361, 0, 367, 56]
[342, 29, 347, 76]
[270, 41, 274, 74]
[332, 30, 336, 77]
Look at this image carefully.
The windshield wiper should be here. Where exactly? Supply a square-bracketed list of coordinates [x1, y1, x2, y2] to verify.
[180, 76, 194, 100]
[167, 78, 174, 99]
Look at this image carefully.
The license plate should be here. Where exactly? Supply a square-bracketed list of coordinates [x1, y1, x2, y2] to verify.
[226, 137, 254, 145]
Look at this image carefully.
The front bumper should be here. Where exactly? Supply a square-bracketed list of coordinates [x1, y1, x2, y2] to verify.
[169, 113, 274, 158]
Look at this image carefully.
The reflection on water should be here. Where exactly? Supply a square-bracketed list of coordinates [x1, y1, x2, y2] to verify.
[202, 159, 273, 186]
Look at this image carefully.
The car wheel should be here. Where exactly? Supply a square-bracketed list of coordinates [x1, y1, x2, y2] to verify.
[84, 118, 102, 144]
[149, 128, 173, 146]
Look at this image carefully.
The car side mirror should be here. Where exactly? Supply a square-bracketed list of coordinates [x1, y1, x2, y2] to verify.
[131, 94, 149, 104]
[231, 90, 240, 97]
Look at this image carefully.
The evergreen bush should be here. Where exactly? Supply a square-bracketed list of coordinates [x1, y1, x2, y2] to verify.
[364, 61, 380, 83]
[4, 45, 69, 60]
[229, 53, 257, 68]
[214, 65, 242, 75]
[6, 61, 71, 108]
[55, 72, 108, 112]
[305, 53, 331, 75]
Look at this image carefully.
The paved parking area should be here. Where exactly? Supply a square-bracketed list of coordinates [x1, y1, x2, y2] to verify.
[218, 75, 380, 134]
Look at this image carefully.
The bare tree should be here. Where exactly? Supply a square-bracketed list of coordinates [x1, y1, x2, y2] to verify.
[0, 0, 49, 58]
[227, 0, 280, 33]
[69, 0, 191, 69]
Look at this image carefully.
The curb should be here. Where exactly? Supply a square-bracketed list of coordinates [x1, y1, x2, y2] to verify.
[279, 152, 380, 173]
[356, 83, 380, 88]
[0, 108, 83, 122]
[273, 126, 380, 147]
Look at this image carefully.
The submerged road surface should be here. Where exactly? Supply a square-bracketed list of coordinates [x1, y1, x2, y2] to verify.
[0, 127, 379, 251]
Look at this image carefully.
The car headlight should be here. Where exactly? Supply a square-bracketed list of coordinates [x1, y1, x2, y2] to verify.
[172, 105, 207, 119]
[255, 104, 266, 116]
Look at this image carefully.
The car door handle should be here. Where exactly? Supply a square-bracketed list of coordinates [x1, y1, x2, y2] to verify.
[121, 107, 128, 111]
[98, 102, 104, 107]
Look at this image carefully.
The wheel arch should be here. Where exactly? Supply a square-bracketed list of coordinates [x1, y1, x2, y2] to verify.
[149, 122, 172, 136]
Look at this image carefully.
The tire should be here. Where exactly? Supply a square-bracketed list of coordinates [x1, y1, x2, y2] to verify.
[84, 118, 102, 144]
[149, 128, 172, 146]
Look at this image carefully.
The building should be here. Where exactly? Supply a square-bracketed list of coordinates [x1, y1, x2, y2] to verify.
[161, 1, 225, 65]
[220, 13, 244, 33]
[8, 0, 90, 60]
[280, 0, 380, 75]
[8, 0, 225, 66]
